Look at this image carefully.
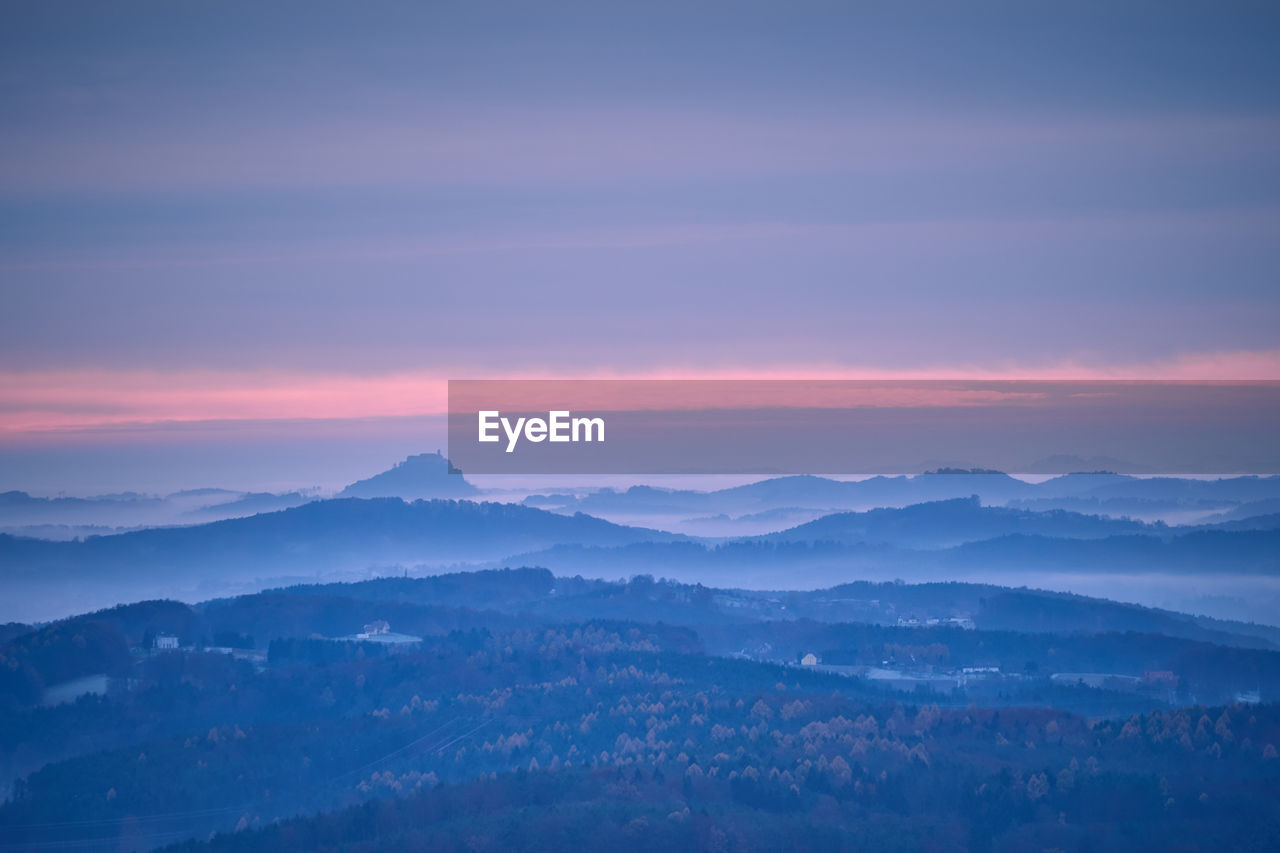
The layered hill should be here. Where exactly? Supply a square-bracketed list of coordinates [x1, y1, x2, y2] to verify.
[0, 499, 680, 621]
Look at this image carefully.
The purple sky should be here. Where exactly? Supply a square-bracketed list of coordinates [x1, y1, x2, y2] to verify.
[2, 1, 1279, 491]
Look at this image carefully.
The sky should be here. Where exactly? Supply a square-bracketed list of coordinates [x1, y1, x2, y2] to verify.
[2, 1, 1279, 492]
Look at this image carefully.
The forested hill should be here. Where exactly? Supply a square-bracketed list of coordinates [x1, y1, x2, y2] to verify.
[1, 568, 1278, 852]
[0, 500, 684, 619]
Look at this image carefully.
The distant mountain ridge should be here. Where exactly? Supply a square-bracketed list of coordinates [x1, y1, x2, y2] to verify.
[0, 498, 682, 622]
[7, 490, 1280, 623]
[511, 526, 1280, 579]
[524, 471, 1280, 520]
[758, 496, 1157, 547]
[338, 452, 478, 499]
[9, 466, 1280, 538]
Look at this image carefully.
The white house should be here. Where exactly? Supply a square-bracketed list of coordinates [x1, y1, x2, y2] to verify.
[154, 634, 179, 650]
[357, 620, 391, 639]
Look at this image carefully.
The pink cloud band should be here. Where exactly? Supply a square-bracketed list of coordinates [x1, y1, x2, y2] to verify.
[2, 349, 1279, 441]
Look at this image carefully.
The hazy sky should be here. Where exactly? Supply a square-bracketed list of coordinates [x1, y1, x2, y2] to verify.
[2, 1, 1279, 490]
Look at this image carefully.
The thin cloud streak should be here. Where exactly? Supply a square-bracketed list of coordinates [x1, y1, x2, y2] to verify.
[3, 349, 1279, 440]
[4, 110, 1277, 195]
[4, 207, 1277, 272]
